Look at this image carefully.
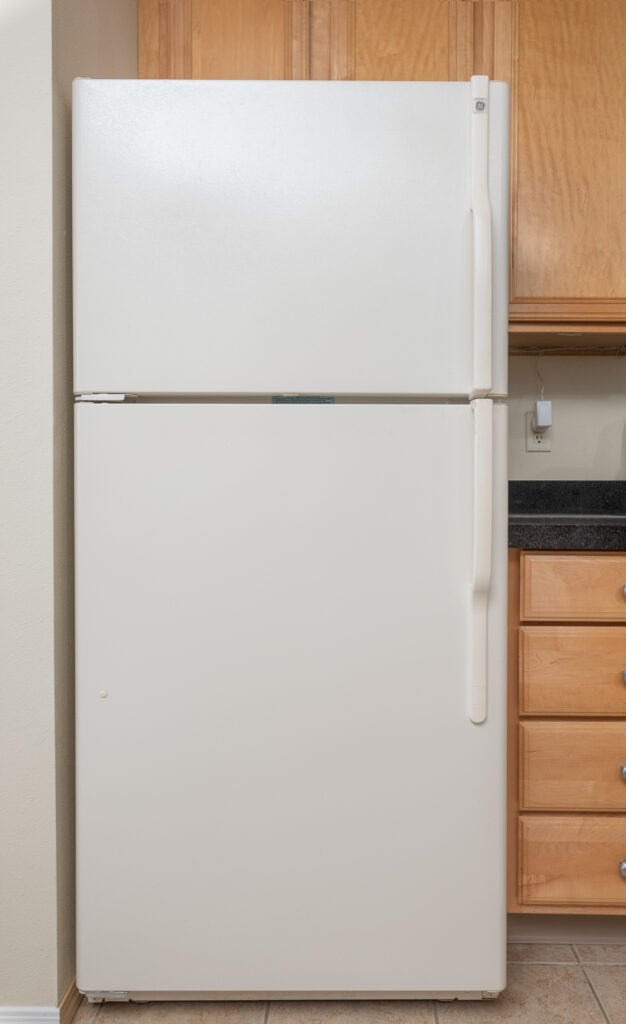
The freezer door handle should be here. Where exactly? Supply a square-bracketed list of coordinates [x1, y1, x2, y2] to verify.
[470, 75, 492, 400]
[469, 398, 493, 724]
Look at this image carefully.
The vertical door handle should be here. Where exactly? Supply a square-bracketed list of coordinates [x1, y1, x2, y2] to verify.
[470, 75, 492, 400]
[468, 398, 493, 724]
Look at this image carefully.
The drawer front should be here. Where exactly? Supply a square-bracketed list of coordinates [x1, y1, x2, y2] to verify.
[520, 722, 626, 811]
[519, 626, 626, 716]
[519, 815, 626, 906]
[521, 553, 626, 622]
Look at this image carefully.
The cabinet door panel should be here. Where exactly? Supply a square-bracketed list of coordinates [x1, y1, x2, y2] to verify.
[355, 1, 452, 81]
[519, 816, 626, 906]
[139, 1, 474, 83]
[520, 722, 626, 812]
[139, 0, 288, 80]
[519, 626, 626, 716]
[192, 0, 287, 79]
[498, 0, 626, 323]
[520, 553, 626, 623]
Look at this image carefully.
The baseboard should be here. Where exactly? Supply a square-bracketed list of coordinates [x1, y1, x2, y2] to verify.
[0, 1010, 59, 1024]
[508, 914, 626, 944]
[59, 983, 81, 1024]
[0, 981, 83, 1024]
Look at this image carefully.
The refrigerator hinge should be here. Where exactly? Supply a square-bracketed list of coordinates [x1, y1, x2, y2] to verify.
[76, 393, 134, 403]
[85, 991, 129, 1003]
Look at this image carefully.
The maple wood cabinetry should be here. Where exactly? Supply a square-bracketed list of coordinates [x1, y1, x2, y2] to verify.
[500, 1, 626, 345]
[137, 0, 626, 348]
[509, 550, 626, 914]
[138, 1, 475, 83]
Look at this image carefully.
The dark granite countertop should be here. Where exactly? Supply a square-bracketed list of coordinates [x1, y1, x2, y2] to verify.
[508, 481, 626, 550]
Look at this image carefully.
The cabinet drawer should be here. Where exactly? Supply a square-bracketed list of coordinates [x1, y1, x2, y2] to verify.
[519, 815, 626, 906]
[519, 626, 626, 716]
[520, 722, 626, 811]
[520, 553, 626, 622]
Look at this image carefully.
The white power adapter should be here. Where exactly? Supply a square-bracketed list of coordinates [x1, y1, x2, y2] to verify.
[532, 399, 552, 433]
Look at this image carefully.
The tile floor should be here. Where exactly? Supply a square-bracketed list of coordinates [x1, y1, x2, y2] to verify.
[74, 945, 626, 1024]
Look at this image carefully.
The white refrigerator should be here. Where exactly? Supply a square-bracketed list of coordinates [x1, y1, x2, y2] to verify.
[74, 77, 509, 1002]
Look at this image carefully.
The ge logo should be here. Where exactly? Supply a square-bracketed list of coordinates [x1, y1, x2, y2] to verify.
[474, 100, 486, 112]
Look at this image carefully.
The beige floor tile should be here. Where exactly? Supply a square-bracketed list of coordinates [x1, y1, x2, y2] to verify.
[268, 1001, 435, 1024]
[585, 967, 626, 1024]
[576, 944, 626, 965]
[436, 964, 605, 1023]
[507, 944, 576, 964]
[97, 1002, 267, 1024]
[73, 1001, 101, 1024]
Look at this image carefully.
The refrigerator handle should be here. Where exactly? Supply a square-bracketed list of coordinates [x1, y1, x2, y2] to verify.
[469, 398, 493, 724]
[470, 75, 492, 399]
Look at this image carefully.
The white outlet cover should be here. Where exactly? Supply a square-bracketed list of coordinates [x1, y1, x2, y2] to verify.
[525, 411, 552, 452]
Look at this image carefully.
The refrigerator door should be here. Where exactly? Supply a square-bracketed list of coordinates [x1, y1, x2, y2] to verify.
[73, 79, 508, 398]
[75, 401, 506, 997]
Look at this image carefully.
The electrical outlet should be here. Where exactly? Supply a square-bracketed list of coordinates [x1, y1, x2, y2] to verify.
[525, 411, 552, 452]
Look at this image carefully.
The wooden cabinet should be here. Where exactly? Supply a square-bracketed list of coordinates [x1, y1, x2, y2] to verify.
[519, 816, 626, 907]
[520, 722, 626, 812]
[510, 550, 626, 915]
[138, 0, 626, 348]
[519, 626, 626, 716]
[503, 1, 626, 340]
[520, 552, 626, 622]
[139, 1, 475, 84]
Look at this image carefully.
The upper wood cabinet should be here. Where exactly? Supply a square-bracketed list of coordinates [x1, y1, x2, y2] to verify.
[493, 1, 626, 341]
[138, 1, 475, 83]
[138, 0, 626, 346]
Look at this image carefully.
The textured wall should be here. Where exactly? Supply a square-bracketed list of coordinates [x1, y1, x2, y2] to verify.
[0, 0, 136, 1006]
[0, 0, 58, 1005]
[509, 355, 626, 480]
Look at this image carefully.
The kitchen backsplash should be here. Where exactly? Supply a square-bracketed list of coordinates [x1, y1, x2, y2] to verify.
[508, 355, 626, 480]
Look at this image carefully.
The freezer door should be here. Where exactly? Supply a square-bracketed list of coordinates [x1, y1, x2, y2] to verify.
[73, 79, 508, 397]
[75, 401, 506, 996]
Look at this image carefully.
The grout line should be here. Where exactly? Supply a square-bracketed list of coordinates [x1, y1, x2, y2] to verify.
[580, 965, 611, 1024]
[433, 1000, 440, 1024]
[572, 944, 582, 964]
[263, 1002, 271, 1024]
[507, 959, 582, 965]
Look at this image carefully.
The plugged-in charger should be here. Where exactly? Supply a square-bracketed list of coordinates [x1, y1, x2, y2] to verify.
[532, 399, 552, 433]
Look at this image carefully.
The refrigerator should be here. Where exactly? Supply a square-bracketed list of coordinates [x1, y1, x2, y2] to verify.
[74, 76, 509, 1002]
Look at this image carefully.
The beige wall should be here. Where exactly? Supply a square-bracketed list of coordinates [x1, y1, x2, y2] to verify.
[0, 0, 58, 1005]
[509, 355, 626, 480]
[0, 0, 136, 1007]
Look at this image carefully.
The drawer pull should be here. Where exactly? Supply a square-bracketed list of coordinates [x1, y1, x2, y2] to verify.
[620, 860, 626, 879]
[623, 584, 626, 597]
[621, 765, 626, 781]
[623, 669, 626, 684]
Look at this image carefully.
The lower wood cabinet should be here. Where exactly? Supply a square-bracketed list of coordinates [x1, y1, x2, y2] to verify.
[519, 816, 626, 908]
[520, 553, 626, 623]
[520, 722, 626, 812]
[509, 549, 626, 915]
[519, 626, 626, 717]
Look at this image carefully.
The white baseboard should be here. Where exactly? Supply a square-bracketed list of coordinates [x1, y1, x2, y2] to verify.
[0, 981, 82, 1024]
[0, 1010, 59, 1024]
